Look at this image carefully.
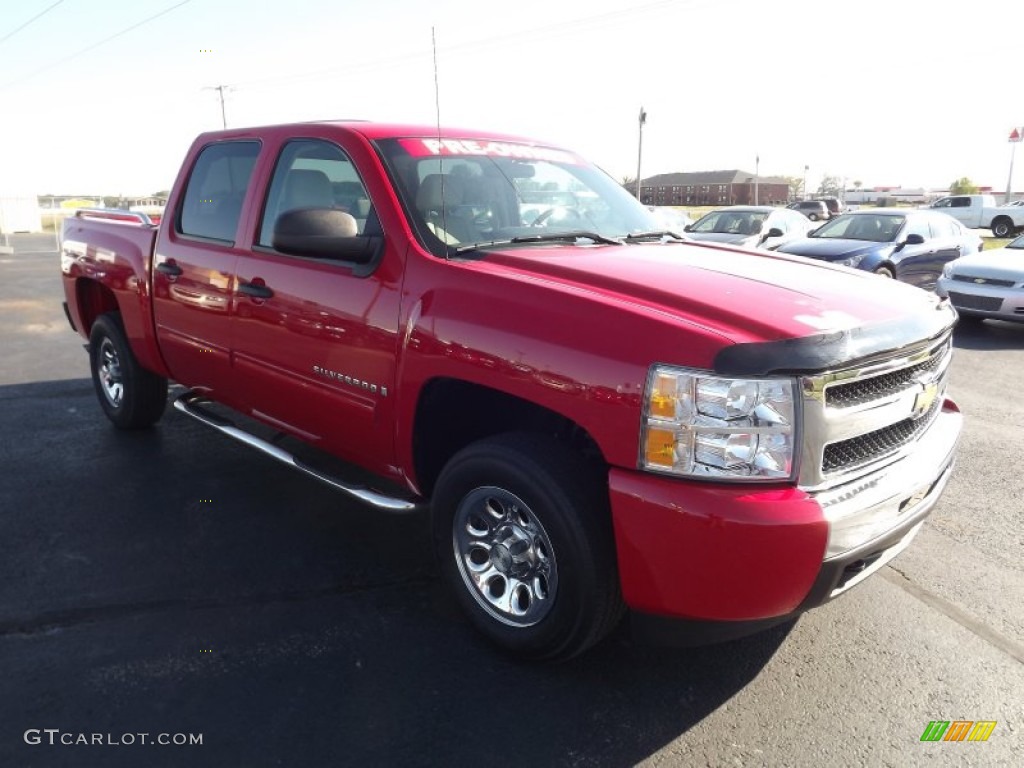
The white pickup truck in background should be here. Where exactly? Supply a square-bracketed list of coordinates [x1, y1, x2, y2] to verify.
[928, 194, 1024, 237]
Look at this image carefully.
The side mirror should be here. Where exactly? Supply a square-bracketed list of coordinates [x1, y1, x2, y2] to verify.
[272, 208, 382, 264]
[766, 227, 784, 238]
[683, 224, 694, 232]
[904, 233, 925, 245]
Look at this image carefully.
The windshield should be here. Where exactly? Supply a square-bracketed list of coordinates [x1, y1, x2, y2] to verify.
[374, 137, 662, 254]
[1009, 234, 1024, 249]
[691, 209, 767, 235]
[811, 213, 905, 242]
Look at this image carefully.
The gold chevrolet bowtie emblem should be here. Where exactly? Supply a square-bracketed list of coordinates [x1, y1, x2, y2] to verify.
[973, 277, 985, 284]
[912, 381, 939, 419]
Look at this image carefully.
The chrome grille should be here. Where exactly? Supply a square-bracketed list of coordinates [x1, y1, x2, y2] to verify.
[822, 398, 942, 473]
[799, 331, 953, 489]
[951, 274, 1015, 288]
[825, 351, 944, 408]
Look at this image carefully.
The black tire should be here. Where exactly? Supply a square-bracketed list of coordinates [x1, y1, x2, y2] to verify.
[89, 313, 168, 429]
[874, 265, 895, 279]
[991, 217, 1014, 238]
[808, 213, 819, 221]
[432, 433, 624, 661]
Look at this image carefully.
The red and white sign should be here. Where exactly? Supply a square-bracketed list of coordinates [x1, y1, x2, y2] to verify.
[1010, 127, 1022, 143]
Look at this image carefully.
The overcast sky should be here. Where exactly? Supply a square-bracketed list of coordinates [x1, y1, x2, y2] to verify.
[1, 0, 1021, 196]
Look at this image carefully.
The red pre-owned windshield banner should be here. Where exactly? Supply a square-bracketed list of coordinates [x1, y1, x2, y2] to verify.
[398, 138, 582, 165]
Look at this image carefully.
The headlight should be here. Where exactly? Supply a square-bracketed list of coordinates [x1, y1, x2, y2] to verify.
[640, 366, 799, 481]
[941, 262, 954, 279]
[839, 254, 864, 268]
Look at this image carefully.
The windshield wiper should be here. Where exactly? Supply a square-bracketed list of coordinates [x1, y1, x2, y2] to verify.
[454, 231, 623, 253]
[623, 230, 688, 242]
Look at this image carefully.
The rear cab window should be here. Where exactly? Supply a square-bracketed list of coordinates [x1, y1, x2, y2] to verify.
[177, 141, 260, 242]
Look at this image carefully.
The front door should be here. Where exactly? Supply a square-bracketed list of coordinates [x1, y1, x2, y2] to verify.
[231, 137, 403, 472]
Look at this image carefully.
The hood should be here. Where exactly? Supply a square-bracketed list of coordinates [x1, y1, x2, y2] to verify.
[465, 241, 952, 359]
[776, 237, 889, 261]
[949, 246, 1024, 280]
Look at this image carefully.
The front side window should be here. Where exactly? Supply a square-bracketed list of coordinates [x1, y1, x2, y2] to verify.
[374, 137, 659, 254]
[258, 139, 374, 248]
[178, 141, 260, 242]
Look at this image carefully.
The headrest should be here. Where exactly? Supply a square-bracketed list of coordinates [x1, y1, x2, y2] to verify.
[416, 174, 463, 211]
[281, 169, 333, 210]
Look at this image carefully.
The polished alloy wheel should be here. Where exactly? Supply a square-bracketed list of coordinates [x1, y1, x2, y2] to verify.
[97, 337, 124, 407]
[452, 487, 558, 627]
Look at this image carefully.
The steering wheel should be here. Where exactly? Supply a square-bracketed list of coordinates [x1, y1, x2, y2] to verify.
[531, 206, 585, 227]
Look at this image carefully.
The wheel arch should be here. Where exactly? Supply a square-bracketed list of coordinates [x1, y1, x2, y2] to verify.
[411, 377, 606, 498]
[74, 278, 120, 336]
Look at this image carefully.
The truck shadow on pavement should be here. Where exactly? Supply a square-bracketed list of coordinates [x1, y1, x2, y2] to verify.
[951, 318, 1024, 350]
[0, 378, 793, 767]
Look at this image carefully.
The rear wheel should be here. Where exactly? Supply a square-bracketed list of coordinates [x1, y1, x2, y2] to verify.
[991, 217, 1014, 238]
[432, 433, 624, 661]
[808, 213, 820, 221]
[89, 313, 168, 429]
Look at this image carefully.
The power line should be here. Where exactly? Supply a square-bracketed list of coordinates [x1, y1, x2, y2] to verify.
[0, 0, 193, 91]
[235, 0, 687, 93]
[0, 0, 67, 46]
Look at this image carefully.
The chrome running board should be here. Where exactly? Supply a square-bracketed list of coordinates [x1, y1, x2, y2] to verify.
[173, 391, 424, 514]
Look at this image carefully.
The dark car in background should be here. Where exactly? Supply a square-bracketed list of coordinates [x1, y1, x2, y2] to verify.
[775, 209, 983, 289]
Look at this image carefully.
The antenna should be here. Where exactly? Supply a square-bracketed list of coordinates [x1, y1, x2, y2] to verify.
[432, 26, 448, 258]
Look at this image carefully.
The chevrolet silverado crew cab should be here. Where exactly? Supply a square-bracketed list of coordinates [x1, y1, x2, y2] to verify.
[61, 121, 962, 660]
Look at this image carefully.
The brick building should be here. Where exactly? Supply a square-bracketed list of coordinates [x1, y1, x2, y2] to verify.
[635, 170, 791, 206]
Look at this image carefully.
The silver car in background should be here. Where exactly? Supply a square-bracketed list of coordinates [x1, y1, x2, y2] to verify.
[683, 206, 816, 250]
[937, 233, 1024, 323]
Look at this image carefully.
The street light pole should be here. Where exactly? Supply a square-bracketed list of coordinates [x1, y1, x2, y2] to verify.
[803, 165, 809, 200]
[635, 107, 646, 202]
[1005, 127, 1021, 204]
[754, 154, 760, 205]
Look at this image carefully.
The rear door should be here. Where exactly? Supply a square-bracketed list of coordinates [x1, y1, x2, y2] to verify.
[894, 214, 957, 289]
[231, 135, 404, 472]
[152, 140, 260, 401]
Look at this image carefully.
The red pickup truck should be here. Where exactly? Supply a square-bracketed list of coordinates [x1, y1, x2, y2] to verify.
[61, 121, 962, 659]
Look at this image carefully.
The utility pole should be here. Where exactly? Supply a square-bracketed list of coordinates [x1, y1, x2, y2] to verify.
[803, 165, 809, 200]
[205, 84, 231, 129]
[635, 107, 646, 203]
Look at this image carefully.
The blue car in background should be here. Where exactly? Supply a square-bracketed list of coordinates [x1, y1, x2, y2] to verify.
[775, 208, 983, 290]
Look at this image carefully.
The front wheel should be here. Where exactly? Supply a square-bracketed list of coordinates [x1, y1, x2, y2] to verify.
[991, 217, 1014, 238]
[432, 433, 623, 661]
[874, 265, 895, 279]
[89, 313, 168, 429]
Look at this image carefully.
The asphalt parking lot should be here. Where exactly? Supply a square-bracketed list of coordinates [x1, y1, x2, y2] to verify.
[1, 232, 1022, 767]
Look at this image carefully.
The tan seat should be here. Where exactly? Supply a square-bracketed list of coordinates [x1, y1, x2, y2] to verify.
[416, 174, 477, 244]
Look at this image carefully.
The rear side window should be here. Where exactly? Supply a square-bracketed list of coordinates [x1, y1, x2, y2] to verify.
[178, 141, 260, 242]
[950, 197, 970, 208]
